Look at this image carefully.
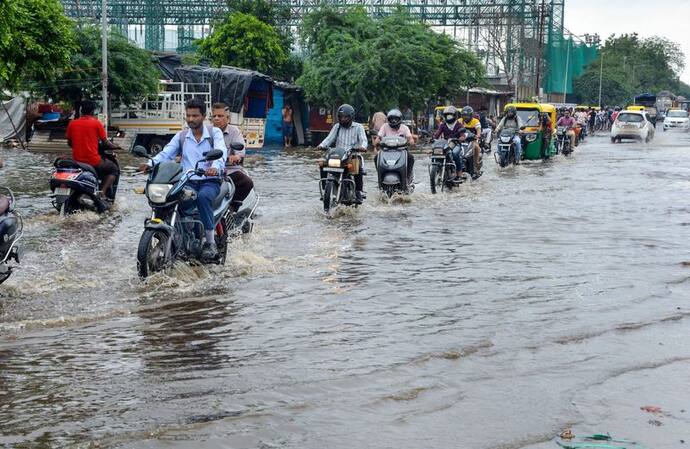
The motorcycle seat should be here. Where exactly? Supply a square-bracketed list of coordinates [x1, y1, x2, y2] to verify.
[212, 182, 230, 209]
[55, 158, 98, 177]
[0, 195, 9, 215]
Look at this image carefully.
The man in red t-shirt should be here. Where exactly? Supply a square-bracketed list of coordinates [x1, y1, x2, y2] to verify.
[65, 100, 119, 198]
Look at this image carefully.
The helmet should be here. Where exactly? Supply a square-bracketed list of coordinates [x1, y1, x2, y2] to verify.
[337, 104, 355, 128]
[387, 109, 403, 129]
[506, 106, 517, 118]
[443, 106, 458, 124]
[461, 106, 474, 121]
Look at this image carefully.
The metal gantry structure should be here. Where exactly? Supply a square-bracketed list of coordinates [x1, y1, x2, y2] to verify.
[60, 0, 568, 97]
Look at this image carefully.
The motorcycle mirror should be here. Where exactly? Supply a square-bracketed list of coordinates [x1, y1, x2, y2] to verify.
[230, 143, 245, 152]
[132, 145, 149, 158]
[204, 149, 224, 161]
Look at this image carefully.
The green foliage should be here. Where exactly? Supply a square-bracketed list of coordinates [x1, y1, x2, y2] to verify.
[298, 7, 485, 114]
[226, 0, 291, 28]
[40, 25, 159, 107]
[0, 0, 75, 93]
[196, 12, 288, 77]
[574, 33, 687, 106]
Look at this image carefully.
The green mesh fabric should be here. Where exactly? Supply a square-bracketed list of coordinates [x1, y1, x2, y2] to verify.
[544, 34, 599, 94]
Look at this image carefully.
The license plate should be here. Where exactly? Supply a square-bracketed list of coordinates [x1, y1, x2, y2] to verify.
[55, 187, 71, 196]
[323, 168, 344, 173]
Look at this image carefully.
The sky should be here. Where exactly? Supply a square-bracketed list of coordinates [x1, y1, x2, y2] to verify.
[564, 0, 690, 84]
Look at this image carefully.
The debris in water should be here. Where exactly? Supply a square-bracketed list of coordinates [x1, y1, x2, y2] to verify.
[640, 405, 663, 414]
[556, 433, 647, 448]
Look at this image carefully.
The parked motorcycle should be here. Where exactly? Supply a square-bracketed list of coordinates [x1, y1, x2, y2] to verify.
[318, 147, 364, 213]
[376, 136, 414, 198]
[495, 130, 520, 167]
[557, 127, 573, 156]
[132, 146, 236, 278]
[49, 149, 120, 215]
[429, 138, 462, 194]
[0, 188, 22, 284]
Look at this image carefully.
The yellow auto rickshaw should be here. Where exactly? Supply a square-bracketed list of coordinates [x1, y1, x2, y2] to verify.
[501, 103, 557, 162]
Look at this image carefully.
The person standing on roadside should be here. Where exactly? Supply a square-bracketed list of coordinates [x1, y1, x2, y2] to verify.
[282, 104, 293, 148]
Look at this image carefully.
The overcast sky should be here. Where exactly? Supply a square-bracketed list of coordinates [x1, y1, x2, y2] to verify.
[564, 0, 690, 83]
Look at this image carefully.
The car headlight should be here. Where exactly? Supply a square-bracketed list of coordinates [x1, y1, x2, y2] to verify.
[525, 133, 537, 142]
[147, 184, 173, 204]
[327, 158, 341, 168]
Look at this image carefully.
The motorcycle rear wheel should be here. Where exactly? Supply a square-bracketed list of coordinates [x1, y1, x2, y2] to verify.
[215, 219, 229, 266]
[137, 229, 170, 278]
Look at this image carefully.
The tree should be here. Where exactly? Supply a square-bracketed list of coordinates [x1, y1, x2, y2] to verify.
[39, 25, 159, 107]
[298, 7, 485, 115]
[0, 0, 75, 93]
[195, 12, 288, 77]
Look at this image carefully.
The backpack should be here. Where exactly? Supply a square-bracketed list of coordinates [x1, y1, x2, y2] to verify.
[176, 125, 216, 156]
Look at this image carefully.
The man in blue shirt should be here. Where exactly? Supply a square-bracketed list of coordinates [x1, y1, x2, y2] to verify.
[140, 98, 227, 259]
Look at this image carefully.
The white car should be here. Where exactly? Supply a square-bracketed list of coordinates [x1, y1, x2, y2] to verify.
[611, 111, 655, 143]
[663, 109, 690, 132]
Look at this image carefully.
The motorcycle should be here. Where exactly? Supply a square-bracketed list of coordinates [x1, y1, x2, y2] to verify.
[376, 136, 414, 198]
[318, 147, 364, 213]
[132, 145, 236, 278]
[0, 188, 22, 284]
[49, 149, 120, 215]
[428, 138, 462, 194]
[495, 130, 520, 167]
[557, 126, 573, 156]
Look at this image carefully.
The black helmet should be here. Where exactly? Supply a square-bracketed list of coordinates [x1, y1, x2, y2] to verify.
[461, 106, 474, 121]
[506, 106, 517, 118]
[387, 109, 403, 129]
[443, 106, 458, 124]
[337, 104, 355, 128]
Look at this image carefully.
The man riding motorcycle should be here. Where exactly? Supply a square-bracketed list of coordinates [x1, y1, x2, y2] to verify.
[433, 106, 473, 179]
[458, 106, 482, 175]
[556, 109, 577, 150]
[139, 97, 227, 259]
[494, 106, 525, 163]
[317, 104, 368, 204]
[65, 100, 119, 201]
[211, 102, 254, 209]
[374, 109, 415, 180]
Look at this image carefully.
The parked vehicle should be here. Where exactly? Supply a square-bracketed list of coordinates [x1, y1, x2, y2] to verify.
[0, 188, 22, 285]
[376, 136, 414, 198]
[318, 147, 364, 213]
[49, 150, 119, 215]
[662, 109, 689, 132]
[611, 110, 656, 143]
[132, 146, 235, 278]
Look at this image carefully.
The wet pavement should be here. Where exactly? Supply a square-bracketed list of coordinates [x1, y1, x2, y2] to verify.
[1, 130, 690, 448]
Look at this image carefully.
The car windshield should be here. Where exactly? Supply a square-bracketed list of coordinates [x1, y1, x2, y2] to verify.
[516, 110, 540, 126]
[617, 113, 644, 123]
[667, 111, 688, 118]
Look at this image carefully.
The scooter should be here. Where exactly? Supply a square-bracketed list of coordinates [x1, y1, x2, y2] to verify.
[318, 147, 364, 213]
[132, 146, 235, 278]
[49, 149, 120, 215]
[0, 188, 22, 284]
[376, 136, 413, 198]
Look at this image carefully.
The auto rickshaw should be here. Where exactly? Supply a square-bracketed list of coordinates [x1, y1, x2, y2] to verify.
[503, 103, 557, 160]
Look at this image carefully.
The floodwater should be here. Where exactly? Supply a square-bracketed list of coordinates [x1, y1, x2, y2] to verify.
[1, 131, 690, 448]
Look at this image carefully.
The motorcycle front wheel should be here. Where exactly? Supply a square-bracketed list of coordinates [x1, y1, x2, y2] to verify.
[137, 229, 170, 278]
[323, 180, 336, 213]
[429, 165, 439, 194]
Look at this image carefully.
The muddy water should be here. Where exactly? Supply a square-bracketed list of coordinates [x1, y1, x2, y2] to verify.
[1, 132, 690, 448]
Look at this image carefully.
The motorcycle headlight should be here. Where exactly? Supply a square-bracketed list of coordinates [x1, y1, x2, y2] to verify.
[147, 183, 173, 204]
[327, 158, 341, 168]
[525, 134, 537, 142]
[500, 136, 511, 143]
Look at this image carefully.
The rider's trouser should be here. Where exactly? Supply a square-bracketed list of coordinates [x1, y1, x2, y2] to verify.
[183, 179, 220, 232]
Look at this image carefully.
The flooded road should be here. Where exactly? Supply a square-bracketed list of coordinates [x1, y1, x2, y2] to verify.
[1, 131, 690, 448]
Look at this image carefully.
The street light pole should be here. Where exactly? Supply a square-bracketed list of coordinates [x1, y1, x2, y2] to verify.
[563, 37, 570, 103]
[101, 0, 108, 126]
[598, 49, 604, 108]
